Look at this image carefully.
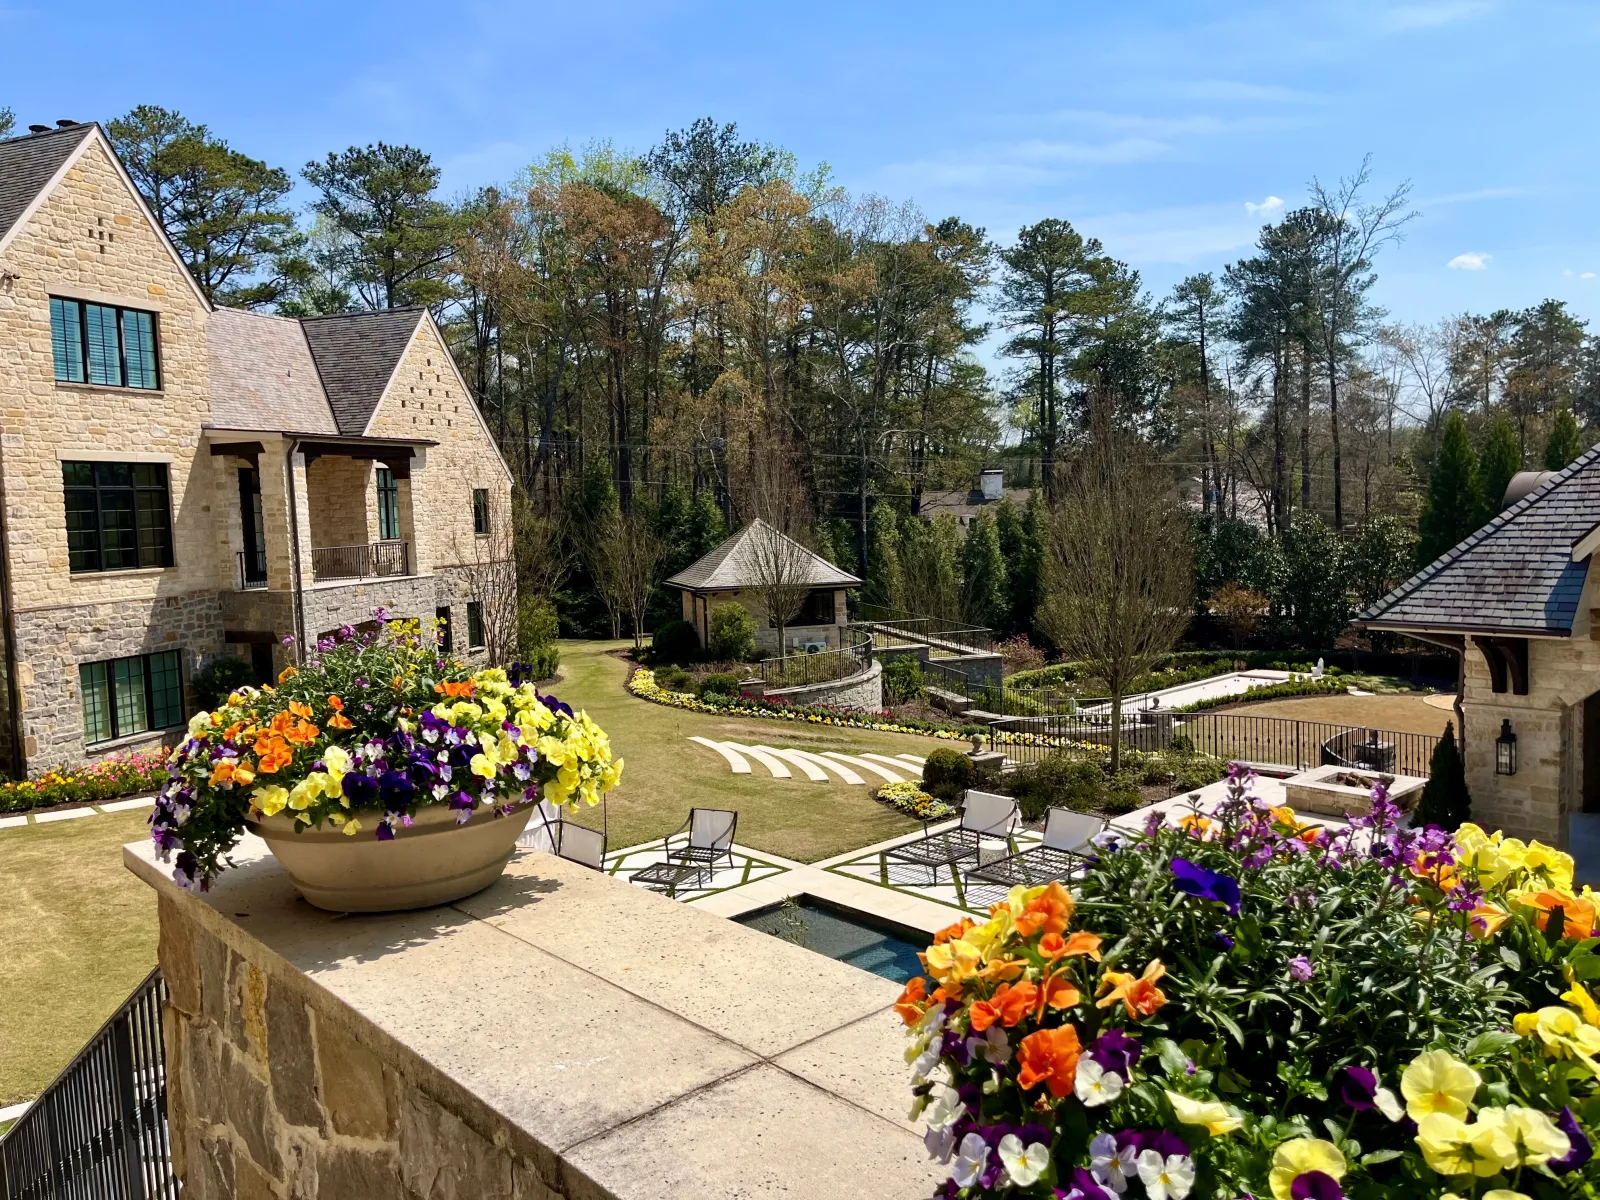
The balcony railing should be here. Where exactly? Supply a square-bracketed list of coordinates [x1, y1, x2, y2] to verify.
[311, 540, 410, 583]
[236, 548, 268, 591]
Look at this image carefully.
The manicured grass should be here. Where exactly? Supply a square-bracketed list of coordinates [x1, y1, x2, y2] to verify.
[1213, 691, 1455, 737]
[551, 640, 930, 862]
[0, 809, 157, 1106]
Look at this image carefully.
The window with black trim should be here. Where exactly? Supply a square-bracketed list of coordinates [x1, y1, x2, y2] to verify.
[797, 590, 836, 625]
[436, 605, 453, 652]
[466, 601, 484, 649]
[472, 488, 489, 536]
[376, 467, 400, 540]
[63, 461, 173, 572]
[50, 297, 160, 390]
[80, 650, 183, 744]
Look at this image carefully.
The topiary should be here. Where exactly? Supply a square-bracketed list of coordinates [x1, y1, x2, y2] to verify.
[706, 602, 757, 662]
[651, 619, 700, 663]
[190, 654, 260, 712]
[1417, 720, 1471, 830]
[696, 672, 742, 701]
[883, 655, 926, 705]
[921, 747, 976, 802]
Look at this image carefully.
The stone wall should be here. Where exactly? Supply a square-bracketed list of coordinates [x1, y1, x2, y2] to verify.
[769, 659, 882, 710]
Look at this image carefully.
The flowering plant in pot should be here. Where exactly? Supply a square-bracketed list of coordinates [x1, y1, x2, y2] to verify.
[899, 768, 1600, 1198]
[152, 615, 621, 910]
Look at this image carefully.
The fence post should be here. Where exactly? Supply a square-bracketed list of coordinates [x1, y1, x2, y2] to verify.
[111, 1012, 145, 1199]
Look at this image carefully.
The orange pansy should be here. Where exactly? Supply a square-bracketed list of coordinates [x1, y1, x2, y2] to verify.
[970, 981, 1039, 1032]
[933, 918, 976, 946]
[1096, 959, 1168, 1019]
[1519, 889, 1597, 939]
[328, 695, 345, 712]
[434, 680, 475, 699]
[1016, 1024, 1082, 1097]
[1036, 972, 1082, 1017]
[208, 761, 236, 786]
[894, 977, 928, 1027]
[327, 713, 354, 730]
[1015, 882, 1074, 938]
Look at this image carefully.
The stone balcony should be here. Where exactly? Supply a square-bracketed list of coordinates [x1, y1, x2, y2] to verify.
[124, 836, 944, 1199]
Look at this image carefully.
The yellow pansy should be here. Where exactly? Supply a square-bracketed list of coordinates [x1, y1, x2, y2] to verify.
[188, 711, 213, 738]
[1495, 1105, 1570, 1165]
[252, 785, 289, 817]
[1167, 1091, 1243, 1137]
[1564, 981, 1600, 1027]
[342, 818, 362, 836]
[1416, 1111, 1517, 1177]
[1400, 1050, 1480, 1121]
[1268, 1138, 1345, 1200]
[1482, 1192, 1532, 1200]
[322, 744, 352, 782]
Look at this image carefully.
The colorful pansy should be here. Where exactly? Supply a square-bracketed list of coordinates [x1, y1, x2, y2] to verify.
[151, 615, 621, 889]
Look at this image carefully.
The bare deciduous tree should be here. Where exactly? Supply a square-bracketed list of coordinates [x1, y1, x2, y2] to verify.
[731, 430, 816, 656]
[1037, 438, 1194, 772]
[591, 511, 667, 650]
[452, 487, 519, 667]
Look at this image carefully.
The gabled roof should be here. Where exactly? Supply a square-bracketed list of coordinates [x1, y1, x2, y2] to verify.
[0, 123, 95, 245]
[665, 519, 862, 592]
[208, 308, 339, 434]
[301, 308, 425, 435]
[1361, 444, 1600, 637]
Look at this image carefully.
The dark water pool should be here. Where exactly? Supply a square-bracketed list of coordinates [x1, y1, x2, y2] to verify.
[737, 900, 927, 983]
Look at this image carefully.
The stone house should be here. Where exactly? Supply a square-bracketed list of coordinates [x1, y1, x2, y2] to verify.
[1362, 446, 1600, 851]
[0, 121, 513, 776]
[664, 519, 861, 656]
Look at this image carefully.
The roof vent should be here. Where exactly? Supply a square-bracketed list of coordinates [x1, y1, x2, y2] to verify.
[27, 125, 51, 134]
[55, 119, 79, 128]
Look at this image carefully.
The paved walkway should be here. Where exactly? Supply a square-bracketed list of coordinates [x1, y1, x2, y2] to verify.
[0, 794, 155, 830]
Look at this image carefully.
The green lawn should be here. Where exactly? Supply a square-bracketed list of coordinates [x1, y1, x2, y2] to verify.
[0, 809, 158, 1106]
[0, 639, 936, 1104]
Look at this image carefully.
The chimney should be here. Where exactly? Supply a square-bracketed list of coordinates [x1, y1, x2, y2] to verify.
[27, 125, 51, 134]
[979, 468, 1004, 502]
[55, 119, 79, 128]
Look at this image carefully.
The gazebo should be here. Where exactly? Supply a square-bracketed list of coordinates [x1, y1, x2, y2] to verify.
[664, 520, 861, 655]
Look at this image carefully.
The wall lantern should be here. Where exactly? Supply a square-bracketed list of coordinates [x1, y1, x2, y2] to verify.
[1496, 719, 1518, 776]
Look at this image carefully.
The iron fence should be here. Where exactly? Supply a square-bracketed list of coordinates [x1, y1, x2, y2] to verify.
[991, 710, 1441, 778]
[851, 605, 995, 655]
[236, 548, 267, 591]
[756, 633, 873, 688]
[310, 539, 410, 583]
[1, 969, 175, 1200]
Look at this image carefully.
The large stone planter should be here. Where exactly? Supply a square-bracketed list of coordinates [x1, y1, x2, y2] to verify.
[247, 801, 536, 912]
[1283, 765, 1426, 819]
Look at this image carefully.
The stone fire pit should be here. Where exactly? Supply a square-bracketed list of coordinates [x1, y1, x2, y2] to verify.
[1283, 764, 1426, 819]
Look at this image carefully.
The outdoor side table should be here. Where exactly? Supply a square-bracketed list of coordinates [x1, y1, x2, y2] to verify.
[628, 860, 707, 896]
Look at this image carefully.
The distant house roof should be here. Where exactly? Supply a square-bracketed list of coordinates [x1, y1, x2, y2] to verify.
[301, 308, 426, 436]
[665, 519, 862, 592]
[1361, 444, 1600, 637]
[919, 486, 1034, 524]
[0, 123, 94, 245]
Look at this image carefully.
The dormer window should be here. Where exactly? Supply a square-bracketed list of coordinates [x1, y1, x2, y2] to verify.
[50, 297, 160, 390]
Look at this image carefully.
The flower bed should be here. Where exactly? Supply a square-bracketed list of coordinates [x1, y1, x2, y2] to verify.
[875, 780, 956, 821]
[899, 768, 1600, 1198]
[0, 749, 172, 815]
[154, 617, 622, 890]
[1171, 677, 1349, 714]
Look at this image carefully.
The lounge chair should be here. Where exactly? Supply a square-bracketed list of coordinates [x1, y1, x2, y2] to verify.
[884, 790, 1020, 879]
[629, 808, 738, 894]
[964, 807, 1104, 888]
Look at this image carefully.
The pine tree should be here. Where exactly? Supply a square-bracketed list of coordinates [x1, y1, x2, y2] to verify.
[1478, 412, 1521, 518]
[1416, 410, 1485, 564]
[863, 501, 904, 614]
[1545, 404, 1584, 470]
[1416, 722, 1471, 830]
[958, 511, 1009, 629]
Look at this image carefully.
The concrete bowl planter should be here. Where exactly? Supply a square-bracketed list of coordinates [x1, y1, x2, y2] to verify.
[247, 800, 537, 913]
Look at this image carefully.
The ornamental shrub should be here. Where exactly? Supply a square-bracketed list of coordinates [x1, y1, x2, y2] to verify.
[706, 602, 757, 662]
[1417, 719, 1471, 830]
[901, 771, 1600, 1199]
[517, 643, 561, 681]
[1005, 755, 1106, 821]
[652, 664, 694, 693]
[696, 672, 742, 701]
[651, 619, 700, 663]
[517, 593, 560, 658]
[883, 655, 927, 705]
[190, 654, 259, 712]
[922, 747, 976, 802]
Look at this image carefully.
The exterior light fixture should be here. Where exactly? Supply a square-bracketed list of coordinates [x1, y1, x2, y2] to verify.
[1496, 719, 1518, 776]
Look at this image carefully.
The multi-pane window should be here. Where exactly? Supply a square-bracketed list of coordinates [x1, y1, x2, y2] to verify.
[63, 461, 173, 572]
[436, 605, 453, 652]
[472, 488, 490, 536]
[376, 468, 400, 541]
[50, 297, 160, 390]
[466, 601, 485, 649]
[80, 650, 183, 745]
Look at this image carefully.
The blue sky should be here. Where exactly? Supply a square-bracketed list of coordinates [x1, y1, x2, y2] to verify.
[5, 0, 1598, 331]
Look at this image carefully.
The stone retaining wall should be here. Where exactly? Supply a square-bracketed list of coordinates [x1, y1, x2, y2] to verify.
[767, 659, 882, 710]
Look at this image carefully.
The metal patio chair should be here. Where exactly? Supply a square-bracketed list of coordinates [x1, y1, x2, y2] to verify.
[519, 799, 608, 870]
[629, 807, 738, 894]
[964, 806, 1104, 888]
[884, 790, 1020, 881]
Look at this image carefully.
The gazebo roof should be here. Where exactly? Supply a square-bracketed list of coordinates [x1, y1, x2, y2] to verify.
[664, 519, 861, 592]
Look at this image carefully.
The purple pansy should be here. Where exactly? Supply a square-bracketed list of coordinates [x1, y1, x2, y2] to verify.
[1170, 857, 1242, 916]
[1553, 1106, 1593, 1172]
[1088, 1029, 1142, 1078]
[1056, 1168, 1115, 1200]
[1338, 1066, 1378, 1111]
[1290, 1171, 1343, 1200]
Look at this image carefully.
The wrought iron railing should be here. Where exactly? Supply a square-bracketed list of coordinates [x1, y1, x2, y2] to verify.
[310, 540, 410, 583]
[0, 969, 175, 1200]
[851, 605, 994, 655]
[236, 548, 267, 591]
[756, 633, 873, 688]
[990, 710, 1441, 777]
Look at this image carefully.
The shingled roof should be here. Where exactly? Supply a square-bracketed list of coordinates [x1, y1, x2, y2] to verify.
[301, 308, 426, 435]
[1361, 443, 1600, 636]
[208, 308, 339, 434]
[0, 123, 94, 245]
[665, 519, 862, 591]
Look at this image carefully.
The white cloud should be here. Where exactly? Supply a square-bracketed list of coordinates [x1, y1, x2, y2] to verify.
[1584, 272, 1597, 280]
[1245, 196, 1285, 216]
[1378, 1, 1496, 32]
[1447, 252, 1492, 270]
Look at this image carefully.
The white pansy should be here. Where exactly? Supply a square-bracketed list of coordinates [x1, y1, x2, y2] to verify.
[924, 1124, 956, 1163]
[922, 1082, 963, 1130]
[910, 1042, 940, 1082]
[998, 1135, 1050, 1188]
[1075, 1058, 1124, 1108]
[1374, 1085, 1406, 1122]
[1136, 1150, 1195, 1200]
[1089, 1132, 1135, 1195]
[950, 1132, 989, 1189]
[966, 1024, 1013, 1065]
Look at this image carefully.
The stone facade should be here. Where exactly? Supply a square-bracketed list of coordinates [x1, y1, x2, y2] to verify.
[0, 127, 511, 774]
[677, 586, 849, 655]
